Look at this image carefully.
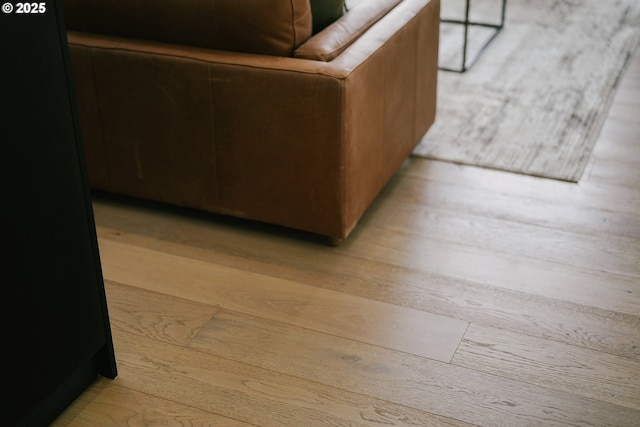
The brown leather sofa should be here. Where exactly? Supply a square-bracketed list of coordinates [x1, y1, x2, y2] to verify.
[63, 0, 440, 243]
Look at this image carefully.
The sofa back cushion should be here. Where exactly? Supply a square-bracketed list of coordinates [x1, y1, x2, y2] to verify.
[62, 0, 313, 57]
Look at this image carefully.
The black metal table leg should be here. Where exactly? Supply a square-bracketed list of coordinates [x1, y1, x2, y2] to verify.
[439, 0, 507, 72]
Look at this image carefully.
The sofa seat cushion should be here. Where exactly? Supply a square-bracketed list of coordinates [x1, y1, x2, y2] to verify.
[294, 0, 403, 61]
[62, 0, 313, 57]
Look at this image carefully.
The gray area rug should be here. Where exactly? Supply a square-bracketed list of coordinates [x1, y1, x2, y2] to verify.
[412, 0, 640, 182]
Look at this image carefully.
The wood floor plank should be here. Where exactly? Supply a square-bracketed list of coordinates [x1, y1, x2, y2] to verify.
[597, 116, 640, 151]
[608, 97, 640, 118]
[611, 84, 640, 106]
[590, 132, 640, 167]
[52, 380, 252, 427]
[94, 201, 640, 317]
[186, 309, 640, 426]
[99, 280, 470, 426]
[585, 127, 640, 188]
[111, 329, 470, 427]
[104, 280, 217, 347]
[96, 238, 469, 363]
[451, 324, 640, 411]
[342, 226, 640, 325]
[401, 159, 640, 216]
[95, 225, 640, 361]
[376, 202, 640, 277]
[587, 93, 640, 188]
[586, 156, 640, 188]
[378, 171, 640, 240]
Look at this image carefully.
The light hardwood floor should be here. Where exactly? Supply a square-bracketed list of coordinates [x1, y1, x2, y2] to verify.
[53, 51, 640, 426]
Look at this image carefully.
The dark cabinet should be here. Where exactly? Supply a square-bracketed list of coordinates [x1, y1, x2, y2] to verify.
[1, 1, 117, 425]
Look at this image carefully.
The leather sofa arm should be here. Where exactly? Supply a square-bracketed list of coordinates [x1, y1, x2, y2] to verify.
[294, 0, 403, 62]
